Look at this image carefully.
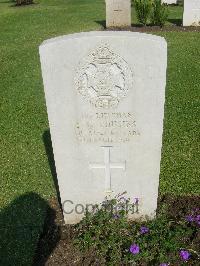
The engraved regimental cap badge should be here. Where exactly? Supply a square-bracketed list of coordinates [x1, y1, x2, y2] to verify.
[75, 44, 133, 109]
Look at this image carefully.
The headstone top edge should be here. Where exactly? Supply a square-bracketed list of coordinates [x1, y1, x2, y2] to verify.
[39, 31, 167, 49]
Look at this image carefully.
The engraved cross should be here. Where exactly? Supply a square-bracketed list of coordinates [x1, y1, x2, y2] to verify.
[89, 146, 126, 193]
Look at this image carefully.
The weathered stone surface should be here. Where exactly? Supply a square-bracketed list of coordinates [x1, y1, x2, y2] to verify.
[40, 31, 167, 224]
[106, 0, 131, 27]
[183, 0, 200, 26]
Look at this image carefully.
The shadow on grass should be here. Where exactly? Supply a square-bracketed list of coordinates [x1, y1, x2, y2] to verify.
[43, 129, 62, 209]
[33, 198, 61, 266]
[168, 18, 182, 26]
[0, 193, 60, 266]
[0, 0, 36, 6]
[95, 20, 106, 28]
[95, 20, 149, 29]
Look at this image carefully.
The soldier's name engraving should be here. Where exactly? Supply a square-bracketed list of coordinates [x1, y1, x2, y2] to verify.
[75, 112, 140, 143]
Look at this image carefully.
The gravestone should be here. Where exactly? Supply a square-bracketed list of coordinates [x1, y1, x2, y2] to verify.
[161, 0, 177, 4]
[183, 0, 200, 26]
[106, 0, 131, 28]
[40, 31, 167, 224]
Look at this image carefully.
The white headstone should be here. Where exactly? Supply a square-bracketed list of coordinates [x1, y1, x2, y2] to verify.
[161, 0, 177, 4]
[183, 0, 200, 26]
[106, 0, 131, 27]
[40, 31, 167, 224]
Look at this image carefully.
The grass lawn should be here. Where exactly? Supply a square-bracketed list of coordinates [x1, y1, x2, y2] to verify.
[0, 0, 199, 264]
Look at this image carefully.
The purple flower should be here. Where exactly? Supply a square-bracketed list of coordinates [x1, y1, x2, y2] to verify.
[196, 215, 200, 222]
[134, 197, 139, 204]
[119, 197, 127, 202]
[160, 264, 168, 266]
[140, 226, 149, 234]
[180, 250, 190, 261]
[186, 215, 194, 222]
[113, 213, 120, 219]
[130, 243, 140, 254]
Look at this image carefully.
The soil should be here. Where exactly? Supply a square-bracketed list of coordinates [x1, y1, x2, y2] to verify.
[32, 197, 105, 266]
[33, 195, 200, 266]
[105, 25, 200, 32]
